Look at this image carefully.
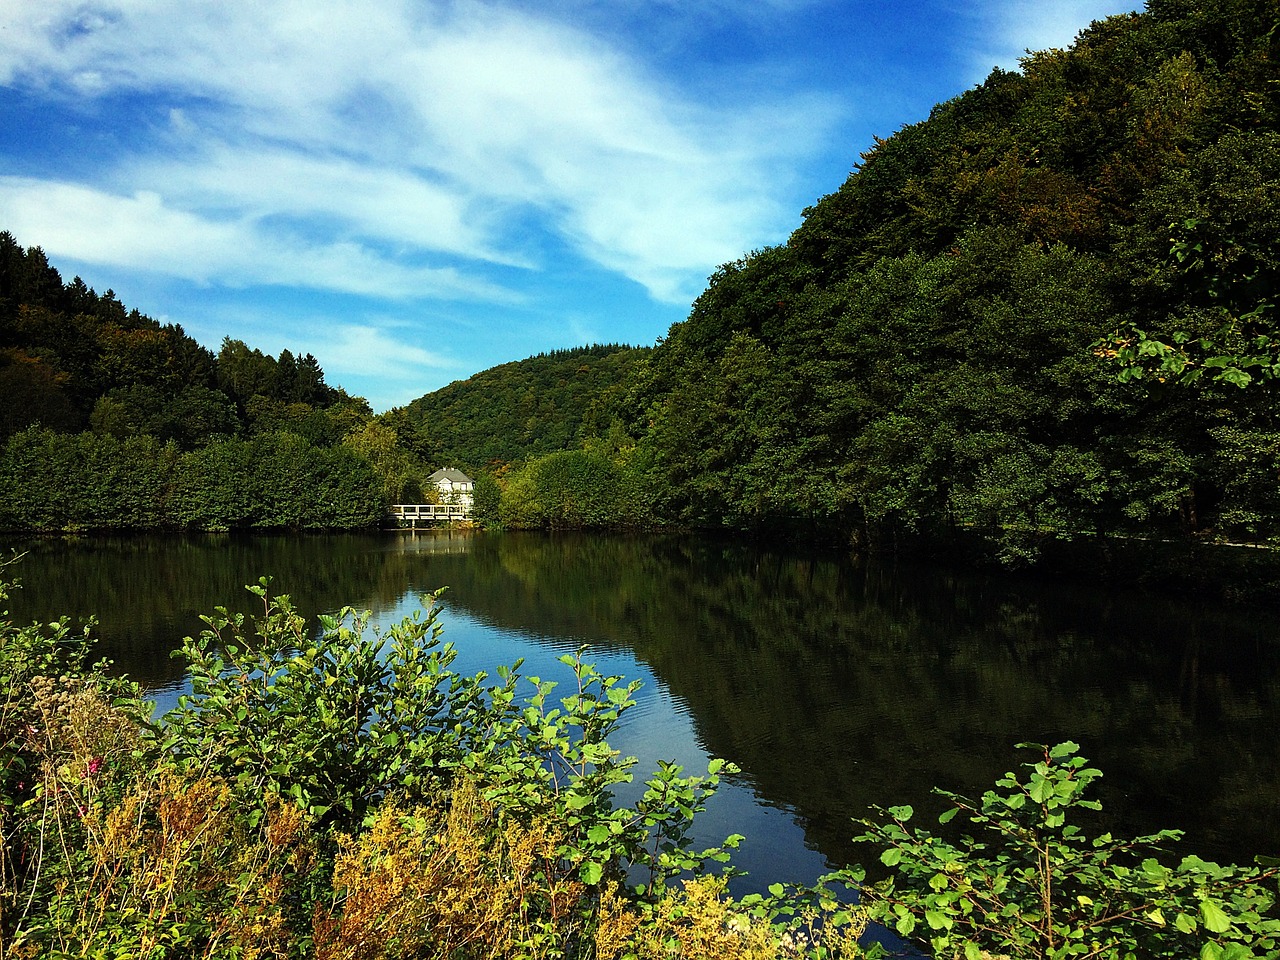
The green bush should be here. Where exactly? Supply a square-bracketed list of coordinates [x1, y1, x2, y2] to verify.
[834, 741, 1280, 959]
[499, 449, 650, 530]
[3, 573, 763, 957]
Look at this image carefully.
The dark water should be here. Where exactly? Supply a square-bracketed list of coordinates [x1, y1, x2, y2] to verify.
[4, 530, 1279, 889]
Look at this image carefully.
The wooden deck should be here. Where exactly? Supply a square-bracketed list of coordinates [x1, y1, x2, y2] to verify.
[390, 503, 473, 527]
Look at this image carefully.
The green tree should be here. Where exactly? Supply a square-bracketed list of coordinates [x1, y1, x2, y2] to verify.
[342, 420, 427, 504]
[500, 449, 634, 530]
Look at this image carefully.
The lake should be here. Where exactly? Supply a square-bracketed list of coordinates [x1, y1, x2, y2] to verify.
[3, 530, 1279, 891]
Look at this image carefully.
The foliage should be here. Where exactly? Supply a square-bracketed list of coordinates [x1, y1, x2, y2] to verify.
[341, 420, 431, 503]
[161, 581, 491, 832]
[471, 469, 504, 527]
[626, 874, 835, 959]
[843, 741, 1280, 960]
[499, 448, 648, 530]
[604, 2, 1280, 555]
[0, 232, 408, 534]
[0, 233, 365, 454]
[0, 426, 385, 532]
[1, 573, 761, 957]
[0, 561, 113, 876]
[399, 344, 651, 471]
[465, 649, 743, 898]
[7, 0, 1280, 551]
[1099, 127, 1280, 389]
[317, 780, 600, 960]
[0, 427, 178, 531]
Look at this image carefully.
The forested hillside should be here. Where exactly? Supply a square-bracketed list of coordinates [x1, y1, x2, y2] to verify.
[604, 0, 1280, 557]
[0, 233, 366, 447]
[6, 0, 1278, 555]
[395, 345, 650, 471]
[0, 236, 414, 530]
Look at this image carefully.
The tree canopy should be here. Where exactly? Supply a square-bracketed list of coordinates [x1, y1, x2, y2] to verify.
[604, 0, 1280, 555]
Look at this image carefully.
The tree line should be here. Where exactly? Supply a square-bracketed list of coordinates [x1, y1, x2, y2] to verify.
[0, 235, 448, 530]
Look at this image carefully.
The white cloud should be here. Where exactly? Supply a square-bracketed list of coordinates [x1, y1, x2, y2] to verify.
[0, 177, 514, 300]
[313, 324, 456, 410]
[320, 324, 451, 379]
[0, 0, 828, 305]
[963, 0, 1142, 78]
[133, 148, 523, 267]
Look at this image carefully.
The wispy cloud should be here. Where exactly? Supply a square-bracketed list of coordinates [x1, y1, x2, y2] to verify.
[0, 0, 829, 305]
[0, 0, 1140, 408]
[959, 0, 1141, 79]
[321, 323, 451, 377]
[0, 177, 512, 300]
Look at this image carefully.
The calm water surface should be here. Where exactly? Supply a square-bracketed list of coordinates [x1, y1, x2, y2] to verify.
[4, 531, 1279, 890]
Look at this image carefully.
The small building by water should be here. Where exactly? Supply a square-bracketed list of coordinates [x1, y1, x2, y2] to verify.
[428, 467, 475, 510]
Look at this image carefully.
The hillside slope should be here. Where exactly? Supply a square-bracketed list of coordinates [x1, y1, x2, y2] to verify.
[622, 0, 1279, 555]
[397, 344, 650, 470]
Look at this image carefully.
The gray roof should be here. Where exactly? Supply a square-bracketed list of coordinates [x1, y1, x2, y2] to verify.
[429, 467, 473, 483]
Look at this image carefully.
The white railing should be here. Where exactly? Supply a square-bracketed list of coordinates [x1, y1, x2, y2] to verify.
[390, 503, 472, 525]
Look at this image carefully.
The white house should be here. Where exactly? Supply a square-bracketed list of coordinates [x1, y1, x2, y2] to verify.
[428, 467, 474, 509]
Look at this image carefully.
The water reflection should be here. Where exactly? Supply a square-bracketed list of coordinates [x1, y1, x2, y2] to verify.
[4, 530, 1279, 883]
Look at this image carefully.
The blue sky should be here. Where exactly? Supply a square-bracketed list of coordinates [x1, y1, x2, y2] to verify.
[0, 0, 1139, 411]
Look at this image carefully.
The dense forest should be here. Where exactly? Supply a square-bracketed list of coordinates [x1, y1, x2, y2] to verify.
[0, 234, 368, 446]
[0, 235, 419, 529]
[423, 0, 1280, 562]
[394, 345, 650, 471]
[620, 0, 1279, 559]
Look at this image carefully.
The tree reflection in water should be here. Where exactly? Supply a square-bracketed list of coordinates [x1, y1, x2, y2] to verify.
[5, 530, 1278, 883]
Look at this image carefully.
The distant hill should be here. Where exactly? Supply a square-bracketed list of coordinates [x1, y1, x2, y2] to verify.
[396, 344, 651, 470]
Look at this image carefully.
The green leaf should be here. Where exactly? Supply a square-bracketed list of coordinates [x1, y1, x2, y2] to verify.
[1218, 367, 1253, 388]
[938, 807, 959, 824]
[881, 848, 903, 867]
[925, 909, 952, 931]
[580, 861, 604, 885]
[1029, 775, 1051, 803]
[1201, 900, 1232, 934]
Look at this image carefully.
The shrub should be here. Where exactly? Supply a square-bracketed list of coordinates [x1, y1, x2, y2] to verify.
[160, 581, 492, 835]
[839, 741, 1280, 960]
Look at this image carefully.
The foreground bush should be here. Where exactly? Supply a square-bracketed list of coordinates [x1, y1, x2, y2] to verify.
[2, 565, 1277, 958]
[0, 571, 810, 958]
[830, 742, 1280, 959]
